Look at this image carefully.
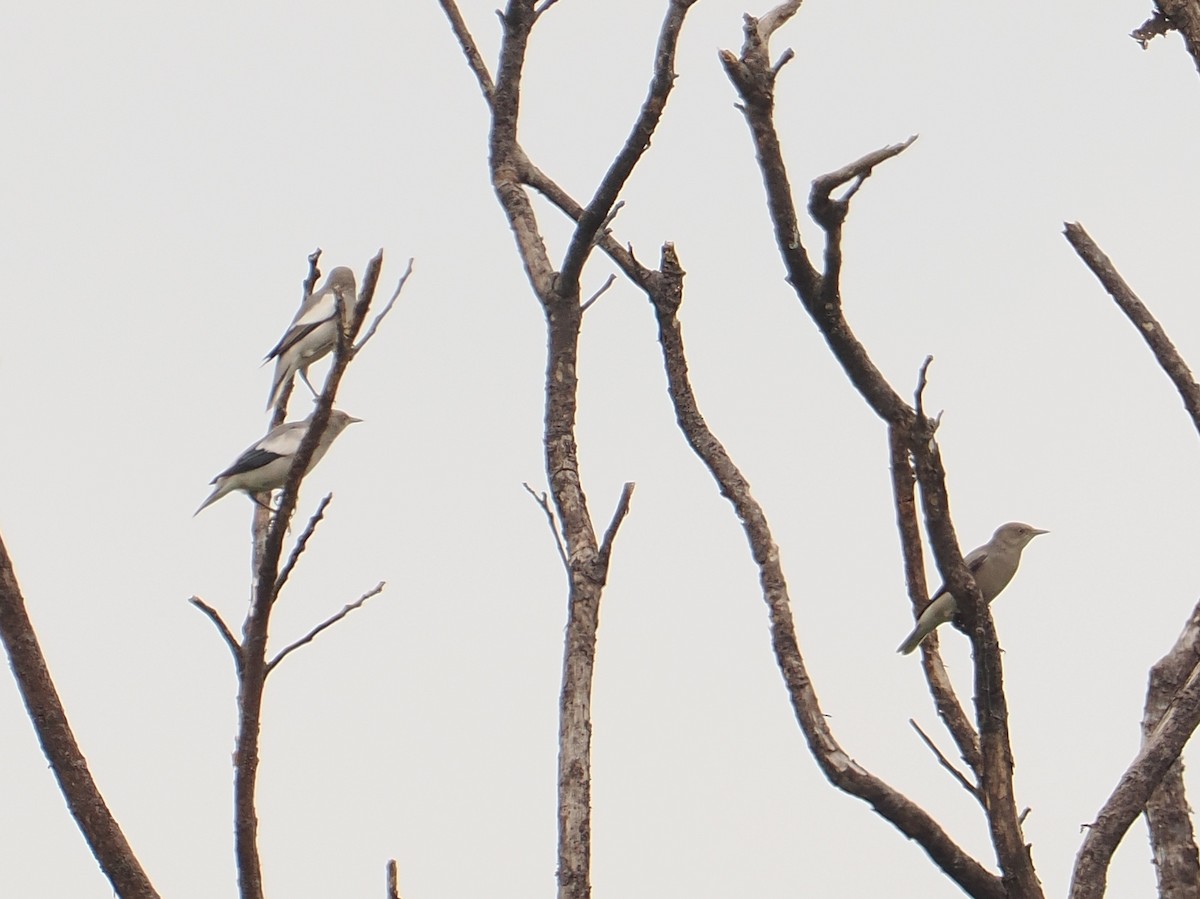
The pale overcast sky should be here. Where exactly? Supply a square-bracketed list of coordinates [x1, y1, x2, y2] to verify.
[2, 1, 1199, 896]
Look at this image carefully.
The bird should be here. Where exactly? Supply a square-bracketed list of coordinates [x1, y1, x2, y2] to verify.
[897, 522, 1047, 655]
[264, 266, 358, 411]
[195, 410, 361, 515]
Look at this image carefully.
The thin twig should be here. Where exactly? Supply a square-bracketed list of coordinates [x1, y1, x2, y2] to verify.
[596, 482, 636, 570]
[580, 274, 617, 314]
[910, 719, 981, 801]
[189, 596, 243, 674]
[266, 582, 387, 676]
[534, 0, 562, 17]
[592, 201, 624, 247]
[913, 356, 933, 419]
[354, 257, 415, 354]
[811, 135, 919, 202]
[275, 495, 333, 596]
[523, 482, 569, 572]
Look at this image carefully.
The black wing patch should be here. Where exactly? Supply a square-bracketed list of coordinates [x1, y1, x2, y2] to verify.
[214, 448, 285, 481]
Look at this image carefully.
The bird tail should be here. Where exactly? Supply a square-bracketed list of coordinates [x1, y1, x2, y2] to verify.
[266, 357, 295, 411]
[194, 481, 231, 516]
[896, 628, 923, 655]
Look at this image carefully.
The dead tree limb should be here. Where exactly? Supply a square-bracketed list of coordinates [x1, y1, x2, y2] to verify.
[1065, 222, 1200, 899]
[0, 534, 160, 898]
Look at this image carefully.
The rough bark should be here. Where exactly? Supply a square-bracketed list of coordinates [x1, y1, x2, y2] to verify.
[439, 2, 687, 894]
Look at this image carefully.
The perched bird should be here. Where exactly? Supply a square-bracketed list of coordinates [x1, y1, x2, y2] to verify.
[897, 522, 1047, 655]
[265, 267, 358, 410]
[195, 410, 361, 515]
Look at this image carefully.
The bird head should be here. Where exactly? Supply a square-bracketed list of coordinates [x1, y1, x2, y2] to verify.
[993, 521, 1048, 551]
[325, 409, 363, 434]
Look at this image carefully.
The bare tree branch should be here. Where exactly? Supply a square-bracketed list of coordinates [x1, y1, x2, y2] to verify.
[189, 596, 243, 674]
[493, 60, 1006, 892]
[1143, 601, 1200, 899]
[559, 0, 697, 288]
[809, 136, 918, 312]
[887, 425, 981, 777]
[441, 5, 692, 897]
[0, 534, 160, 898]
[266, 583, 387, 676]
[1073, 663, 1200, 898]
[1064, 221, 1200, 898]
[523, 482, 570, 573]
[755, 0, 805, 43]
[233, 249, 385, 899]
[909, 719, 981, 802]
[386, 859, 401, 899]
[354, 257, 415, 354]
[436, 0, 496, 105]
[639, 243, 1003, 899]
[722, 11, 1039, 894]
[579, 274, 616, 314]
[274, 494, 333, 597]
[596, 482, 635, 571]
[1064, 222, 1200, 437]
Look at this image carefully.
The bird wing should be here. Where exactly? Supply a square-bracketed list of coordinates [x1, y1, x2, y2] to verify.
[263, 289, 340, 361]
[211, 422, 306, 482]
[926, 547, 990, 600]
[965, 547, 990, 574]
[212, 447, 287, 482]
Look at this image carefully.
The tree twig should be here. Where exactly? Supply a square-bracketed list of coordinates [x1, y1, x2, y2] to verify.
[274, 495, 333, 597]
[189, 596, 243, 674]
[909, 719, 981, 801]
[596, 482, 635, 571]
[523, 482, 569, 574]
[354, 257, 415, 355]
[580, 274, 616, 314]
[266, 582, 387, 676]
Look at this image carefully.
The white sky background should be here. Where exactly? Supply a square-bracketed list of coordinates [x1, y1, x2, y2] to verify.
[1, 0, 1198, 896]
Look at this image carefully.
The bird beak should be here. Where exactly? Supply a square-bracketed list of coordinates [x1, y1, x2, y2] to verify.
[1031, 528, 1049, 536]
[347, 416, 363, 424]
